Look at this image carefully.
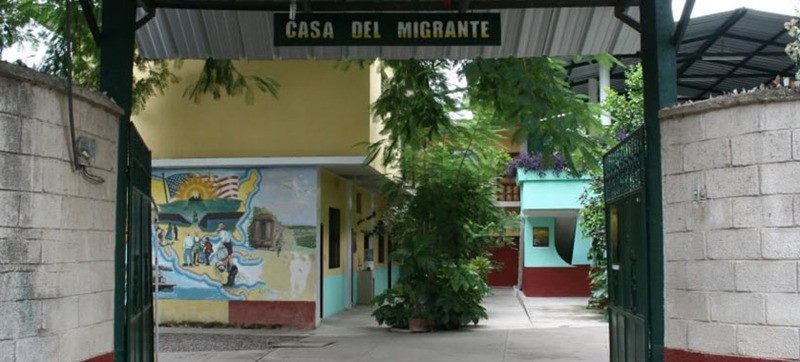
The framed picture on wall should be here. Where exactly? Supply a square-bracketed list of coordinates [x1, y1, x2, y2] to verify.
[533, 227, 549, 247]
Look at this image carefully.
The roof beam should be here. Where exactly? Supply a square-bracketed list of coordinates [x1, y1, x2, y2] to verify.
[677, 51, 789, 59]
[720, 33, 786, 47]
[148, 0, 630, 11]
[614, 0, 640, 33]
[699, 59, 792, 75]
[677, 8, 747, 78]
[697, 29, 789, 97]
[672, 0, 694, 53]
[78, 0, 101, 43]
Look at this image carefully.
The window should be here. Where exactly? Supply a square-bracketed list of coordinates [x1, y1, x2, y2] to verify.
[356, 192, 362, 214]
[378, 235, 385, 263]
[328, 208, 341, 269]
[532, 227, 549, 247]
[609, 205, 620, 270]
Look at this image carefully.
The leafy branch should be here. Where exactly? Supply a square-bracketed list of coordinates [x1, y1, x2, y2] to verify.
[183, 58, 280, 104]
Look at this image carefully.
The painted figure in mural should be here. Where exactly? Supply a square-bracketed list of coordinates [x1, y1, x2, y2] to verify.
[182, 233, 197, 267]
[210, 223, 234, 248]
[289, 252, 311, 297]
[216, 240, 238, 287]
[191, 238, 203, 265]
[201, 237, 213, 265]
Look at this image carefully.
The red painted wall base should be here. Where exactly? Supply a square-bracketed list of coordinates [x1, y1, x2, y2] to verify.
[229, 301, 316, 329]
[487, 238, 519, 287]
[83, 352, 113, 362]
[522, 266, 590, 297]
[664, 348, 788, 362]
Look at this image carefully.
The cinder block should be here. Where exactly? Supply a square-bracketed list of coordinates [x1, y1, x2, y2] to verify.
[15, 335, 59, 362]
[703, 105, 761, 139]
[732, 196, 794, 228]
[687, 321, 737, 355]
[30, 157, 78, 196]
[761, 162, 800, 195]
[667, 261, 687, 290]
[706, 229, 760, 260]
[664, 203, 688, 233]
[736, 261, 798, 292]
[0, 238, 41, 264]
[0, 340, 14, 362]
[0, 268, 35, 302]
[704, 166, 759, 199]
[41, 296, 79, 333]
[20, 118, 70, 161]
[731, 130, 793, 166]
[0, 300, 43, 339]
[18, 192, 63, 229]
[0, 75, 21, 115]
[761, 101, 800, 131]
[662, 143, 684, 176]
[762, 228, 800, 259]
[667, 290, 708, 320]
[686, 199, 732, 231]
[708, 292, 765, 324]
[0, 190, 21, 227]
[662, 116, 705, 145]
[737, 325, 800, 360]
[687, 261, 735, 291]
[26, 84, 65, 125]
[683, 138, 731, 172]
[663, 172, 704, 204]
[78, 291, 113, 327]
[0, 113, 21, 153]
[766, 293, 800, 326]
[59, 321, 114, 362]
[60, 196, 95, 230]
[665, 231, 705, 261]
[0, 153, 33, 192]
[74, 101, 119, 143]
[666, 318, 688, 349]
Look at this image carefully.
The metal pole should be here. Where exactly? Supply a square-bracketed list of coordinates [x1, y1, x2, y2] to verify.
[639, 0, 677, 361]
[99, 0, 138, 360]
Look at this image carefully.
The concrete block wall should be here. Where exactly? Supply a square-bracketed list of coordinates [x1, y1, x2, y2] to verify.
[0, 62, 121, 361]
[660, 90, 800, 361]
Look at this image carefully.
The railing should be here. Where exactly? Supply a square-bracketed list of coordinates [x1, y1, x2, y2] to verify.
[497, 177, 520, 202]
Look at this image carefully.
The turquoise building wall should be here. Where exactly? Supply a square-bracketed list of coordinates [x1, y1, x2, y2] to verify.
[373, 266, 389, 297]
[518, 170, 593, 268]
[323, 274, 346, 317]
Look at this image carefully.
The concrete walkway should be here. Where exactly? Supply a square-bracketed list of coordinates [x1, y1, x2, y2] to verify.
[158, 288, 608, 361]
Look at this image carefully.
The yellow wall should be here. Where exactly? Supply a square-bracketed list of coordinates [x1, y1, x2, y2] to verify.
[157, 300, 228, 324]
[133, 60, 371, 159]
[319, 169, 349, 276]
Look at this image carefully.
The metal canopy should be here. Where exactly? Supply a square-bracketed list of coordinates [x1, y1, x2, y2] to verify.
[568, 8, 797, 100]
[135, 4, 641, 59]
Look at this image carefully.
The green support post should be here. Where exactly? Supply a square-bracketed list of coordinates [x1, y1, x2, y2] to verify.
[639, 1, 677, 361]
[98, 0, 137, 360]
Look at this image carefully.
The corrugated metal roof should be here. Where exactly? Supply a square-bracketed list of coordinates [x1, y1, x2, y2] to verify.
[569, 8, 797, 100]
[135, 7, 640, 59]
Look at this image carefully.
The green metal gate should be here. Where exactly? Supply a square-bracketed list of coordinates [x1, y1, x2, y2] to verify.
[603, 127, 650, 361]
[120, 123, 155, 361]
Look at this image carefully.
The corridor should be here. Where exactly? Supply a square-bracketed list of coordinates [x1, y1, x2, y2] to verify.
[158, 288, 609, 361]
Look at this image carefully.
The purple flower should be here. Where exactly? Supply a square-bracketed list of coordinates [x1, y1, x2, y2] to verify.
[552, 153, 567, 176]
[616, 130, 629, 141]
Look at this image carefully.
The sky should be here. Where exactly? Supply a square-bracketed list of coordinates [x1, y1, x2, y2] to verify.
[2, 1, 797, 67]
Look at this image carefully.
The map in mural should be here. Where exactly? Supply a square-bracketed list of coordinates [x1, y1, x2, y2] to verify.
[151, 168, 318, 301]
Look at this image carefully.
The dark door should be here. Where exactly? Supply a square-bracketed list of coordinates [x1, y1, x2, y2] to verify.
[487, 237, 519, 287]
[604, 127, 649, 362]
[125, 125, 154, 361]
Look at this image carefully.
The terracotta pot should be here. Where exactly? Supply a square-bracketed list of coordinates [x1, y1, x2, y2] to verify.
[408, 318, 429, 332]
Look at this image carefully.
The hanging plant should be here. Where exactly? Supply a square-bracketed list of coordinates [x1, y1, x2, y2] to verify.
[504, 152, 568, 178]
[183, 58, 280, 104]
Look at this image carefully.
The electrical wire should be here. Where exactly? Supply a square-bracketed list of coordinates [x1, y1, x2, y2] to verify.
[65, 0, 105, 185]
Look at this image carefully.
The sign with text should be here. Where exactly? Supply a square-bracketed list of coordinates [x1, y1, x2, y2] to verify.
[273, 13, 501, 46]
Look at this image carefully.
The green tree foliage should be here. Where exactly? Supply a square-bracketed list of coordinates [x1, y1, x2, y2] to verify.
[464, 58, 606, 174]
[183, 58, 280, 105]
[579, 63, 644, 310]
[1, 1, 278, 113]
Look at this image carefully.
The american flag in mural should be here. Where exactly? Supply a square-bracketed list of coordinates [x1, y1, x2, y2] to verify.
[212, 175, 240, 199]
[165, 173, 191, 200]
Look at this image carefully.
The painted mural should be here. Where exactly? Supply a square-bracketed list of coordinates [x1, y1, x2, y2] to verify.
[151, 167, 318, 301]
